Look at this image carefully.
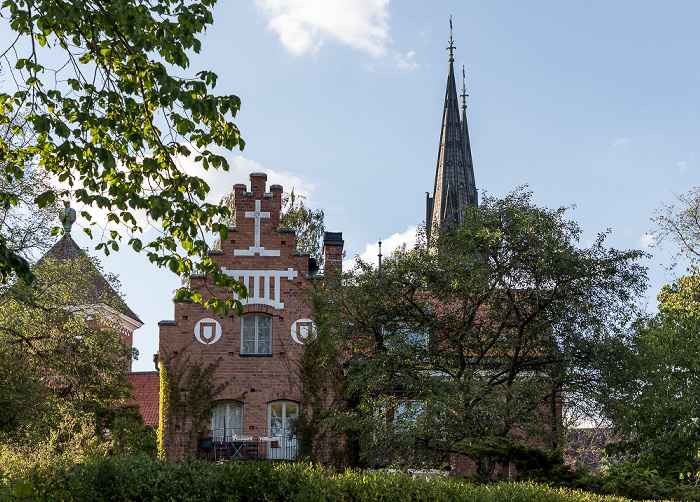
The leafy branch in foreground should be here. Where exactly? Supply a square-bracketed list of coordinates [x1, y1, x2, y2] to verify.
[0, 0, 246, 313]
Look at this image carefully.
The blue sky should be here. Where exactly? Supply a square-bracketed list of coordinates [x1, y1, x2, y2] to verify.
[46, 1, 698, 371]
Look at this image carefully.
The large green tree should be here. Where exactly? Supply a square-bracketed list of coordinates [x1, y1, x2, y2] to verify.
[0, 252, 155, 470]
[0, 0, 245, 313]
[600, 272, 700, 480]
[301, 190, 647, 475]
[0, 119, 59, 263]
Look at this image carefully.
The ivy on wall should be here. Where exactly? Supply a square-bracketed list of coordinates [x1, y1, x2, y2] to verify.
[157, 348, 230, 460]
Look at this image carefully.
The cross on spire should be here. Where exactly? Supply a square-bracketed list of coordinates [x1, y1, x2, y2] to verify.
[447, 16, 456, 63]
[460, 65, 469, 110]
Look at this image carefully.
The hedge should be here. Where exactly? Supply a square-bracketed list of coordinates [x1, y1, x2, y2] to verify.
[0, 456, 647, 502]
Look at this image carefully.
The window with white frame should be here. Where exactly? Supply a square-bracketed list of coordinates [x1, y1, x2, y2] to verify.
[267, 401, 299, 460]
[211, 400, 243, 440]
[241, 314, 272, 354]
[384, 326, 430, 350]
[402, 328, 429, 347]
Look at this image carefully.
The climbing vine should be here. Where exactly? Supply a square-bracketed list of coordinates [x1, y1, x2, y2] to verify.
[157, 348, 229, 460]
[295, 283, 356, 467]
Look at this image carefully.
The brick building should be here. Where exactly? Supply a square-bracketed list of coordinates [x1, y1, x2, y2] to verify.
[158, 173, 343, 460]
[155, 29, 487, 464]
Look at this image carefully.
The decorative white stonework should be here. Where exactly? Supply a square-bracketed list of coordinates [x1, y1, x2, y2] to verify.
[234, 199, 280, 256]
[223, 268, 298, 309]
[291, 318, 316, 344]
[194, 318, 222, 345]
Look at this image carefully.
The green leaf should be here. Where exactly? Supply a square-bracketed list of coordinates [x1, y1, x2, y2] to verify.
[35, 190, 56, 208]
[234, 301, 243, 317]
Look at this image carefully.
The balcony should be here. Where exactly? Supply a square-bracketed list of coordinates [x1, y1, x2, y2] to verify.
[199, 429, 303, 461]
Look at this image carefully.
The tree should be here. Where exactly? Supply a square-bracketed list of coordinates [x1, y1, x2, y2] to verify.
[301, 189, 647, 475]
[654, 186, 700, 265]
[218, 188, 325, 261]
[0, 118, 60, 264]
[0, 0, 245, 313]
[157, 349, 229, 460]
[280, 191, 325, 262]
[0, 252, 155, 468]
[600, 271, 700, 480]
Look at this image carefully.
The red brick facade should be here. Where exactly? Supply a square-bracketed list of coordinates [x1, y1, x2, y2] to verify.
[158, 173, 341, 460]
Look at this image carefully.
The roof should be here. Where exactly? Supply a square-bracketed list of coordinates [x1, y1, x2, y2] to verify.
[124, 371, 160, 427]
[460, 69, 478, 208]
[323, 232, 344, 247]
[426, 33, 478, 238]
[37, 235, 143, 324]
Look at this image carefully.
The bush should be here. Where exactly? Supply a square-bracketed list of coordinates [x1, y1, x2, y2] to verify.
[0, 456, 649, 502]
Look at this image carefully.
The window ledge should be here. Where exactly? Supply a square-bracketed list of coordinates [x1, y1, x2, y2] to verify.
[239, 353, 273, 357]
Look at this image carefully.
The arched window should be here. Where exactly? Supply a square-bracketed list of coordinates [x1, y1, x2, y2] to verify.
[267, 401, 298, 460]
[211, 400, 243, 441]
[241, 314, 272, 354]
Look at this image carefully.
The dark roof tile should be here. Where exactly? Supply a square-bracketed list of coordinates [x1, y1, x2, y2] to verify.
[37, 235, 142, 323]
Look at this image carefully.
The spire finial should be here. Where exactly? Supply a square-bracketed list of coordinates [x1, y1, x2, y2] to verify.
[460, 65, 469, 110]
[377, 240, 383, 272]
[447, 16, 456, 63]
[59, 201, 76, 236]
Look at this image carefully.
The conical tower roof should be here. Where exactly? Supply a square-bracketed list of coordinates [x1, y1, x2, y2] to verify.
[37, 235, 143, 324]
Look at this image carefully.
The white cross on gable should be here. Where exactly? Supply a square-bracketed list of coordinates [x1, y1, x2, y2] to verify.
[234, 199, 280, 256]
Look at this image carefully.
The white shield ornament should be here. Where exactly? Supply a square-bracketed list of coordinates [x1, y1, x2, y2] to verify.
[291, 318, 316, 344]
[194, 318, 222, 345]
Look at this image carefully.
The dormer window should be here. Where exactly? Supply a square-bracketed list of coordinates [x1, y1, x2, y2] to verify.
[241, 315, 272, 355]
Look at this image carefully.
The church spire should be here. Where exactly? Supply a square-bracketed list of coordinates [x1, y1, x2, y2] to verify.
[461, 66, 478, 208]
[426, 20, 477, 240]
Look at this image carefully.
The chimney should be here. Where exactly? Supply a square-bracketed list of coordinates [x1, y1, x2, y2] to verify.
[322, 232, 344, 281]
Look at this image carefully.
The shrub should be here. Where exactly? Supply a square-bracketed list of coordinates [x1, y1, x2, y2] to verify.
[0, 456, 656, 502]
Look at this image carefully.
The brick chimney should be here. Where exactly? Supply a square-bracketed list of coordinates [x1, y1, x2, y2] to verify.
[322, 232, 344, 281]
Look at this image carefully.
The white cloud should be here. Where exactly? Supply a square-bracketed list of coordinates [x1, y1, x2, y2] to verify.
[393, 50, 419, 70]
[255, 0, 391, 57]
[343, 225, 418, 270]
[612, 138, 630, 147]
[677, 161, 688, 173]
[639, 233, 655, 249]
[61, 150, 317, 238]
[177, 152, 317, 205]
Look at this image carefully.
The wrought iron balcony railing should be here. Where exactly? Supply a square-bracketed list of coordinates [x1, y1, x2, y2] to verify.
[199, 428, 302, 461]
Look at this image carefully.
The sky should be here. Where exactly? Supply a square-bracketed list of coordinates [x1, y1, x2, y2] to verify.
[15, 1, 700, 371]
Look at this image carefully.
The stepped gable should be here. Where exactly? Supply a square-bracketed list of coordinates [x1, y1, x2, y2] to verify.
[158, 172, 345, 460]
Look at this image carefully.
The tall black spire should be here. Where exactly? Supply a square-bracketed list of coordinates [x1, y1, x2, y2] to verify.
[461, 65, 478, 208]
[426, 20, 477, 240]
